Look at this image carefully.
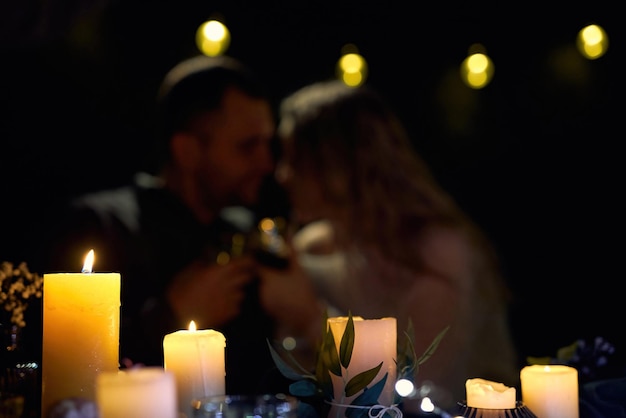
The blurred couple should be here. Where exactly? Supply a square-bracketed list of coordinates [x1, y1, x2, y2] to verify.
[40, 54, 519, 413]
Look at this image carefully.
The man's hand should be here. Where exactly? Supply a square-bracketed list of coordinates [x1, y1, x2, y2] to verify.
[166, 255, 257, 328]
[256, 247, 323, 339]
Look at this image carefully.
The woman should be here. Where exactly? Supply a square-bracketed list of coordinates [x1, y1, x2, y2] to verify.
[275, 80, 520, 412]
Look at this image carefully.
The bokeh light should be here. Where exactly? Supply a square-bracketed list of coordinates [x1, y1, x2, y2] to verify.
[196, 19, 231, 56]
[460, 44, 494, 89]
[577, 24, 609, 59]
[336, 44, 368, 87]
[395, 378, 416, 397]
[282, 336, 296, 351]
[420, 397, 435, 412]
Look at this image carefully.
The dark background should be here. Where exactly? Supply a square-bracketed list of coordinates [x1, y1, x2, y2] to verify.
[1, 1, 624, 373]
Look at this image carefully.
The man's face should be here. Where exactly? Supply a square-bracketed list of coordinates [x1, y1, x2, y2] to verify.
[195, 87, 275, 209]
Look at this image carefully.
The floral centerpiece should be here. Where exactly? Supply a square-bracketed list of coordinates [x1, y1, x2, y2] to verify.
[268, 312, 448, 418]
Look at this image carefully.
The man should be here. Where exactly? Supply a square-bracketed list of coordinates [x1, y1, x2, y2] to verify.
[42, 55, 322, 395]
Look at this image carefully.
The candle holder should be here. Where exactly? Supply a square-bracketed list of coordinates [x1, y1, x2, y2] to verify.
[453, 401, 538, 418]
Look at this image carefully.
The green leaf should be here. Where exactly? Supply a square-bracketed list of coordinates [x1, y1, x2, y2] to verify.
[347, 373, 388, 418]
[320, 369, 334, 400]
[314, 311, 337, 400]
[321, 325, 342, 377]
[315, 344, 335, 400]
[526, 356, 552, 365]
[556, 340, 579, 362]
[344, 362, 383, 397]
[339, 312, 355, 369]
[396, 332, 417, 379]
[289, 379, 318, 397]
[416, 325, 449, 366]
[295, 402, 319, 418]
[266, 339, 310, 381]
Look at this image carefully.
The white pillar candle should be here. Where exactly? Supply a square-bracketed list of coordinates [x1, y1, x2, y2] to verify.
[327, 316, 397, 415]
[163, 321, 226, 417]
[96, 367, 177, 418]
[465, 378, 516, 409]
[41, 250, 120, 418]
[521, 365, 579, 418]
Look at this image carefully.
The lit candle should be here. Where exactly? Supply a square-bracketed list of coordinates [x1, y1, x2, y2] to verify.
[520, 364, 579, 418]
[327, 316, 396, 415]
[41, 250, 120, 417]
[163, 321, 226, 417]
[96, 367, 177, 418]
[465, 378, 516, 409]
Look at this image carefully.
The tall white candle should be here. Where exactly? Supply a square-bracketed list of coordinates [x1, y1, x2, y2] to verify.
[465, 378, 516, 409]
[41, 250, 120, 418]
[327, 316, 397, 416]
[521, 365, 579, 418]
[163, 321, 226, 417]
[96, 367, 177, 418]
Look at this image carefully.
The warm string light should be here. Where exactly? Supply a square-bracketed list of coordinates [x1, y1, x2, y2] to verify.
[192, 19, 609, 90]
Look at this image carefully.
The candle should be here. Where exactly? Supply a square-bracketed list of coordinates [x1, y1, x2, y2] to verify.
[465, 378, 516, 409]
[520, 364, 579, 418]
[41, 250, 120, 417]
[163, 321, 226, 417]
[327, 316, 396, 415]
[96, 367, 177, 418]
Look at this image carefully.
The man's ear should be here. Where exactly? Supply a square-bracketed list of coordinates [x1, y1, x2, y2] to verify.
[170, 132, 200, 169]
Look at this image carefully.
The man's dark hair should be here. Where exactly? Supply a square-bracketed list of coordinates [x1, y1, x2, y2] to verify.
[152, 55, 270, 167]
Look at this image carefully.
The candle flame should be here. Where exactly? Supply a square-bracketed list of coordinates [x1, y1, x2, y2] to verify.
[82, 249, 95, 273]
[188, 320, 197, 331]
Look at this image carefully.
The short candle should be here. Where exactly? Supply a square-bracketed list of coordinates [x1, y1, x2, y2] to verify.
[96, 367, 177, 418]
[465, 378, 516, 409]
[41, 250, 120, 417]
[520, 364, 579, 418]
[163, 321, 226, 417]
